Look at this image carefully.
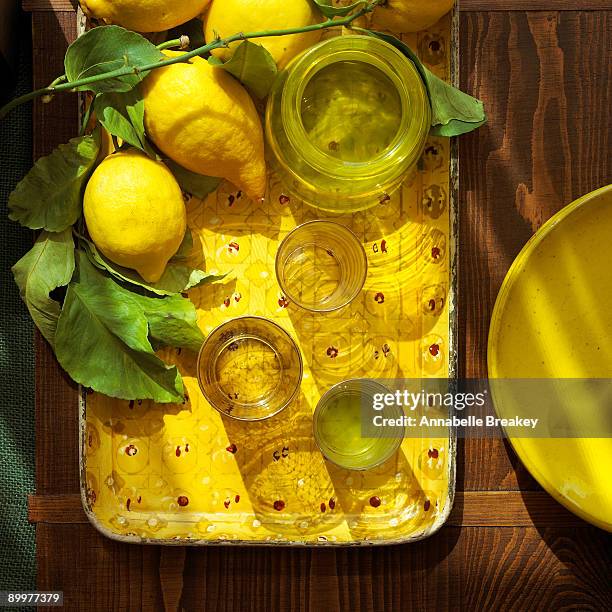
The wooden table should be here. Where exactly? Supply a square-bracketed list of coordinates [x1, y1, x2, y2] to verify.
[26, 1, 612, 610]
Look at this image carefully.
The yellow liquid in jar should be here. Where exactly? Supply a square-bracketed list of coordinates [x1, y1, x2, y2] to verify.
[300, 61, 403, 163]
[265, 35, 431, 212]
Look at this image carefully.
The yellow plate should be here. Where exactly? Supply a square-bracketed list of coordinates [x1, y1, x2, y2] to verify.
[488, 184, 612, 532]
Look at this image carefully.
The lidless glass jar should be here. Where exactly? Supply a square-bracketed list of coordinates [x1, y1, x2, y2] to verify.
[265, 35, 431, 213]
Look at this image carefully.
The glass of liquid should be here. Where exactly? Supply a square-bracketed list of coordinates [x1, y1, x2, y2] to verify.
[313, 379, 405, 470]
[197, 316, 303, 421]
[275, 220, 368, 312]
[265, 35, 431, 213]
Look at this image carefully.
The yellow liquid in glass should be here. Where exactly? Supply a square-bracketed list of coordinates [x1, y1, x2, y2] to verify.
[315, 391, 403, 470]
[300, 61, 403, 163]
[318, 394, 373, 456]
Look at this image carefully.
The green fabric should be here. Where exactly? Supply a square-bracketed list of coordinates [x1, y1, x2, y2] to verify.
[0, 11, 36, 593]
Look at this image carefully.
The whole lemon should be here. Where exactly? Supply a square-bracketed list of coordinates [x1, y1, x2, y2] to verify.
[204, 0, 322, 69]
[371, 0, 455, 33]
[84, 150, 187, 283]
[142, 51, 267, 200]
[80, 0, 211, 33]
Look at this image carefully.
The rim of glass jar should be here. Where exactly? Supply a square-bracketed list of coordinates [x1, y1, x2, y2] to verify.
[280, 35, 431, 179]
[196, 315, 304, 422]
[275, 220, 368, 313]
[313, 378, 405, 471]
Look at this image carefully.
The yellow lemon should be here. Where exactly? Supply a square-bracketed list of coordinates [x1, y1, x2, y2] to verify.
[84, 149, 187, 283]
[142, 51, 267, 200]
[371, 0, 455, 33]
[80, 0, 211, 33]
[204, 0, 322, 69]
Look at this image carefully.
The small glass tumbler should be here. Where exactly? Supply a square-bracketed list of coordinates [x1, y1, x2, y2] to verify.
[197, 316, 303, 421]
[275, 221, 368, 312]
[313, 379, 405, 471]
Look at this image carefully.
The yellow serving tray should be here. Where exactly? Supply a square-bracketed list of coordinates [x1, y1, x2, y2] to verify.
[80, 12, 458, 545]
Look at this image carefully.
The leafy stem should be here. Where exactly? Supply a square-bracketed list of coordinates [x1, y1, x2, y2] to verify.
[155, 37, 190, 51]
[79, 95, 94, 136]
[0, 1, 381, 120]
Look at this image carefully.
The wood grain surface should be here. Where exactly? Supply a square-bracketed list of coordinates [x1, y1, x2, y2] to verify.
[32, 11, 81, 498]
[35, 524, 611, 611]
[29, 4, 612, 612]
[22, 0, 75, 11]
[460, 1, 612, 11]
[21, 1, 612, 12]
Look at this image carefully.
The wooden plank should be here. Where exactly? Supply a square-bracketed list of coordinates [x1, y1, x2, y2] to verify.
[32, 11, 81, 496]
[37, 524, 165, 612]
[29, 494, 84, 523]
[23, 0, 75, 11]
[458, 9, 612, 489]
[27, 491, 595, 528]
[159, 548, 187, 612]
[21, 0, 612, 12]
[35, 523, 612, 611]
[461, 0, 612, 10]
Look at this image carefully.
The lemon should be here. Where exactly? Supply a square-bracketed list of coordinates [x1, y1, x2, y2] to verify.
[204, 0, 322, 69]
[84, 150, 187, 283]
[80, 0, 211, 33]
[142, 51, 267, 200]
[371, 0, 455, 33]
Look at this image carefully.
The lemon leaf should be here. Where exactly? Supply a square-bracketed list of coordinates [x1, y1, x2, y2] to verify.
[94, 86, 145, 150]
[313, 0, 367, 18]
[77, 234, 224, 296]
[8, 134, 99, 232]
[170, 228, 194, 262]
[65, 26, 164, 95]
[209, 40, 277, 99]
[55, 252, 185, 403]
[12, 229, 75, 346]
[165, 159, 222, 199]
[366, 30, 486, 136]
[131, 292, 204, 353]
[424, 72, 488, 137]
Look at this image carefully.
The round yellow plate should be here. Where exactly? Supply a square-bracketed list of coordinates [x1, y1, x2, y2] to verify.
[488, 184, 612, 532]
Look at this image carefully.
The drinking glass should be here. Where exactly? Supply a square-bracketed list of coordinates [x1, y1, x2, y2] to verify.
[275, 220, 367, 312]
[313, 379, 405, 470]
[197, 316, 303, 421]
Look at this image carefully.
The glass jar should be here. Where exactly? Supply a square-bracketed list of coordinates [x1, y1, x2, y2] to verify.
[265, 35, 431, 213]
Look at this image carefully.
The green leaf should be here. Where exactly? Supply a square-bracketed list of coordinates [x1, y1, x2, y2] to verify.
[132, 292, 204, 353]
[64, 25, 163, 95]
[165, 159, 222, 199]
[8, 134, 99, 232]
[12, 229, 75, 346]
[78, 234, 224, 296]
[425, 72, 488, 136]
[170, 228, 194, 262]
[55, 252, 184, 403]
[313, 0, 367, 17]
[367, 30, 487, 137]
[93, 86, 145, 150]
[209, 40, 277, 99]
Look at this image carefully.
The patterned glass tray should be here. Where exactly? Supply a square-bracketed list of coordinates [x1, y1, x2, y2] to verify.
[80, 11, 458, 546]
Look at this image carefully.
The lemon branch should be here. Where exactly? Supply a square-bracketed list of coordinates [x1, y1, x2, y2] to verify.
[155, 36, 191, 51]
[0, 1, 381, 120]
